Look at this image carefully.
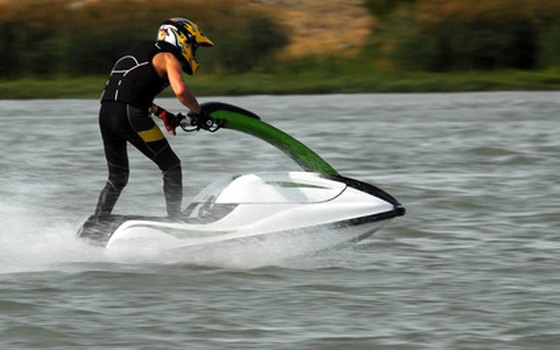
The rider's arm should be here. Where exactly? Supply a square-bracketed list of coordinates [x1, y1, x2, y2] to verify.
[152, 52, 201, 114]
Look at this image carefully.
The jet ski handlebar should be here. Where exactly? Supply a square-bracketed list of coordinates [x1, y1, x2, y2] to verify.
[178, 112, 223, 133]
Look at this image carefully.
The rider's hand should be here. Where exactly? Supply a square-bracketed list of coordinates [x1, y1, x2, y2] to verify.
[176, 113, 188, 129]
[159, 110, 182, 135]
[187, 107, 214, 130]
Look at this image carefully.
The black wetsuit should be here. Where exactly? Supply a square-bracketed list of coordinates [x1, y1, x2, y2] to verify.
[95, 41, 185, 218]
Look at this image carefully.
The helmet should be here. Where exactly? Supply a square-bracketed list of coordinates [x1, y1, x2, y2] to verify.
[157, 17, 214, 74]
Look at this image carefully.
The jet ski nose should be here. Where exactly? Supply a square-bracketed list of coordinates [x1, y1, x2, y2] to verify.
[394, 203, 406, 216]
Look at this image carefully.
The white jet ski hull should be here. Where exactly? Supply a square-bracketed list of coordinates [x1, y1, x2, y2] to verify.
[78, 172, 405, 255]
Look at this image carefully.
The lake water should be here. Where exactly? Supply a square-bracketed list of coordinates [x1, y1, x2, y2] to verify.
[0, 92, 558, 349]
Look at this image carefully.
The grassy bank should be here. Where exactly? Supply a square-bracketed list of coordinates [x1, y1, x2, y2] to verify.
[1, 69, 560, 99]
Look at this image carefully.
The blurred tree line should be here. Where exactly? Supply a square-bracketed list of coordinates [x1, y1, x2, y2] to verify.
[0, 0, 288, 78]
[2, 0, 560, 80]
[364, 0, 560, 71]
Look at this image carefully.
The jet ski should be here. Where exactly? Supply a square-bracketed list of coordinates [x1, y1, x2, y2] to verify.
[77, 102, 405, 254]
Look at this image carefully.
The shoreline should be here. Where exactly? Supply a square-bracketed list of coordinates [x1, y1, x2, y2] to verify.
[1, 70, 560, 99]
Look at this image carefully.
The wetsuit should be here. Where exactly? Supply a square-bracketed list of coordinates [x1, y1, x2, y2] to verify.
[95, 41, 184, 218]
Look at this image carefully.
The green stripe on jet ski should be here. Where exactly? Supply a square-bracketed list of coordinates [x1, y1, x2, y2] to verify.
[202, 102, 339, 176]
[264, 181, 329, 189]
[127, 224, 235, 239]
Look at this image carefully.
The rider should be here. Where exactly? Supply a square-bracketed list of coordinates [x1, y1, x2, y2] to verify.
[95, 17, 214, 219]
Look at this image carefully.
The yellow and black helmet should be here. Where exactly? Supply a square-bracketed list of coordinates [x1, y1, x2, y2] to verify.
[157, 17, 214, 75]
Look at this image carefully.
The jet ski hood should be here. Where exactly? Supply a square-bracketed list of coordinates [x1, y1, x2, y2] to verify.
[180, 171, 404, 227]
[195, 172, 346, 204]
